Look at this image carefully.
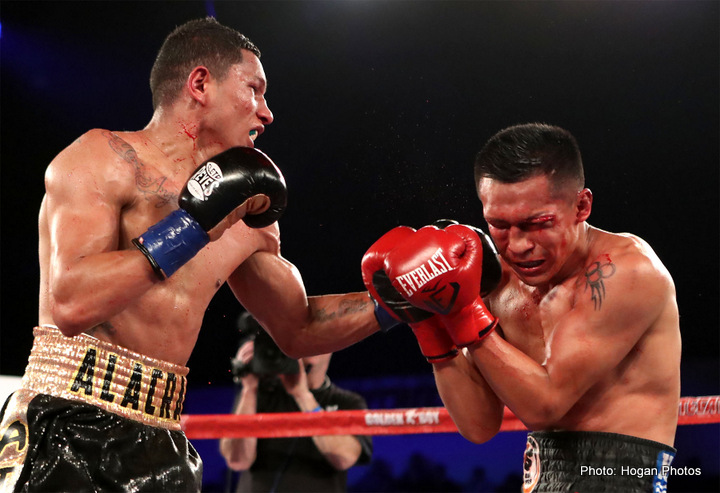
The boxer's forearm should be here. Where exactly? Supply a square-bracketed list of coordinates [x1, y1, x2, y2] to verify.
[468, 331, 564, 428]
[229, 252, 379, 358]
[288, 293, 379, 358]
[434, 351, 504, 444]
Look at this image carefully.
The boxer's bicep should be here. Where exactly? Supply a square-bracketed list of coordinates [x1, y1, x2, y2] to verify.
[43, 137, 143, 328]
[45, 137, 128, 268]
[46, 175, 121, 267]
[47, 193, 119, 295]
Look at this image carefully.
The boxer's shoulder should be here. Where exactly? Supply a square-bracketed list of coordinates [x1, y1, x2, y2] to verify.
[48, 129, 136, 177]
[45, 130, 142, 204]
[51, 129, 190, 212]
[588, 228, 656, 259]
[585, 228, 673, 290]
[56, 128, 124, 158]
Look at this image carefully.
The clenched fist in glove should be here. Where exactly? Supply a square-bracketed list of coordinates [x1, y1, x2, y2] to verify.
[361, 226, 459, 363]
[384, 224, 499, 348]
[133, 147, 287, 280]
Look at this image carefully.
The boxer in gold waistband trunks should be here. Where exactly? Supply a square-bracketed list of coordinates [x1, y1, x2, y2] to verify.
[3, 17, 388, 492]
[363, 123, 681, 492]
[0, 326, 198, 491]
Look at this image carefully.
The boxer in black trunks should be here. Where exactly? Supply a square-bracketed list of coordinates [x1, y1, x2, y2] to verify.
[364, 123, 680, 492]
[0, 17, 383, 491]
[1, 327, 200, 491]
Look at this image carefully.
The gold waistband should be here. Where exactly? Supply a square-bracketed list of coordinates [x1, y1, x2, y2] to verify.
[20, 326, 189, 430]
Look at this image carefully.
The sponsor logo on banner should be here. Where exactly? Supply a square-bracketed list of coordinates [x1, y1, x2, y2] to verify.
[364, 409, 440, 426]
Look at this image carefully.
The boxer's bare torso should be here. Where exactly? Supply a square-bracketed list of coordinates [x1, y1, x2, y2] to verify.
[432, 173, 684, 447]
[38, 128, 279, 365]
[12, 20, 381, 493]
[485, 228, 680, 445]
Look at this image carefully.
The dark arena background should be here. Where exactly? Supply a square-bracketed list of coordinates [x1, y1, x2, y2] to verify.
[1, 1, 718, 492]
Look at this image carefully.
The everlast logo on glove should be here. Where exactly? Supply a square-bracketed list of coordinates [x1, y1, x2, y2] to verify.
[392, 248, 455, 298]
[186, 161, 223, 201]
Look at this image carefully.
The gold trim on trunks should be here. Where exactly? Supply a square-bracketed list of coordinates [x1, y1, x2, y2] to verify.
[20, 326, 188, 430]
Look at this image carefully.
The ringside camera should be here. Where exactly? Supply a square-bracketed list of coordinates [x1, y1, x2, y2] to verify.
[232, 312, 299, 381]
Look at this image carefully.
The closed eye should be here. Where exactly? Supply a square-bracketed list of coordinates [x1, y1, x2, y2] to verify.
[487, 216, 554, 232]
[522, 216, 554, 231]
[487, 220, 510, 231]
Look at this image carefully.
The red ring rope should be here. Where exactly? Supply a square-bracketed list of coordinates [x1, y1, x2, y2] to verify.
[181, 395, 719, 440]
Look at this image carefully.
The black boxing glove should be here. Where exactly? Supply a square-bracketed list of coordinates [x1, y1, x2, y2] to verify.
[432, 219, 501, 297]
[181, 147, 287, 230]
[133, 147, 287, 280]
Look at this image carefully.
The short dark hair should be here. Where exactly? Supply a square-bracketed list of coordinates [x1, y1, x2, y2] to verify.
[149, 17, 261, 110]
[474, 123, 585, 195]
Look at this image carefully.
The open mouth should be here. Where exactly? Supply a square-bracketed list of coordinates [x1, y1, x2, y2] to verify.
[513, 259, 545, 274]
[249, 129, 258, 142]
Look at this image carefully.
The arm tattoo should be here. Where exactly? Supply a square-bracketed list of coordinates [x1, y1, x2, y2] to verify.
[315, 298, 370, 323]
[103, 131, 177, 207]
[584, 261, 616, 310]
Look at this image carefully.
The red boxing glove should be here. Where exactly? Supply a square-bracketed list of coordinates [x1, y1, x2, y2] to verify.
[384, 224, 498, 347]
[410, 317, 459, 363]
[362, 226, 431, 327]
[361, 226, 458, 362]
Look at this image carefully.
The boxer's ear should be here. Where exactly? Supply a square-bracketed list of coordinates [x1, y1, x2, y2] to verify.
[186, 66, 211, 105]
[576, 188, 592, 223]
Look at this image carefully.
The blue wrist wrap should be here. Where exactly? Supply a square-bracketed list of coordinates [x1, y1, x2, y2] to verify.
[134, 209, 209, 279]
[372, 296, 403, 333]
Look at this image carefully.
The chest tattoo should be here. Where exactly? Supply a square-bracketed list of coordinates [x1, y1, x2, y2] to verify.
[104, 131, 177, 208]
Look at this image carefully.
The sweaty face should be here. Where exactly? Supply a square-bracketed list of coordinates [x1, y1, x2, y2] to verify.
[210, 51, 273, 149]
[478, 174, 585, 287]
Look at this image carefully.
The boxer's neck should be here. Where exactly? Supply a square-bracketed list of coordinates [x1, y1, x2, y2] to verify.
[142, 109, 219, 171]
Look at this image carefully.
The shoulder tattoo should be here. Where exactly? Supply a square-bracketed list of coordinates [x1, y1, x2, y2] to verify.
[103, 131, 177, 207]
[584, 260, 616, 310]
